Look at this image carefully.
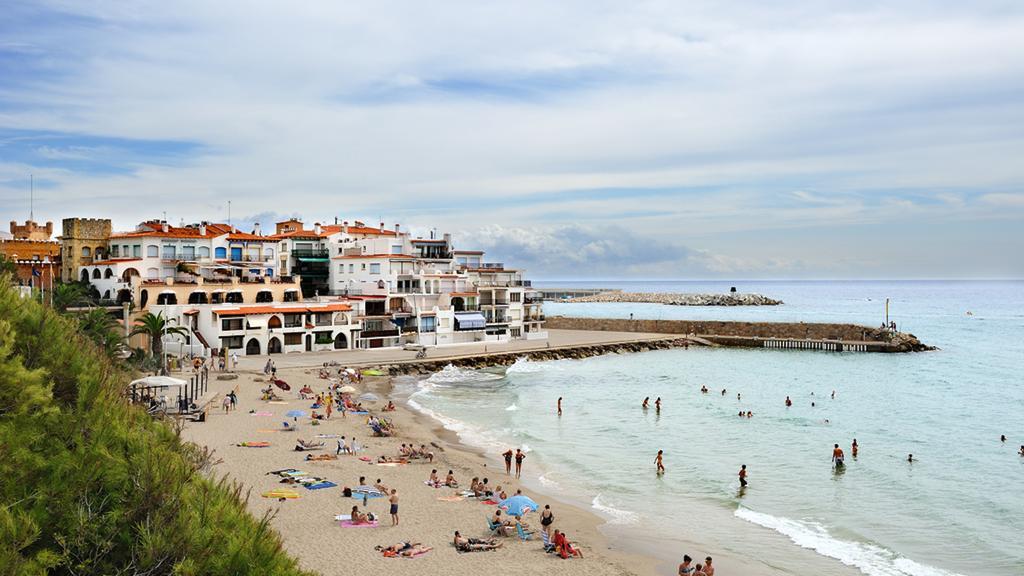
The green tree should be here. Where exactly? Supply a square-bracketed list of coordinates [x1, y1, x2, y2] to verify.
[0, 254, 16, 278]
[77, 307, 126, 360]
[50, 283, 88, 312]
[0, 276, 310, 575]
[130, 311, 188, 360]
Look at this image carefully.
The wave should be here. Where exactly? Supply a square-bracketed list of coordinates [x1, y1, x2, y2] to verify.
[507, 356, 547, 374]
[735, 507, 964, 576]
[592, 494, 641, 525]
[424, 364, 504, 385]
[538, 473, 560, 490]
[505, 404, 519, 411]
[404, 397, 508, 454]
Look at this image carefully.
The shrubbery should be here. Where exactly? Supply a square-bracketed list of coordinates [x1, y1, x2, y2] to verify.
[0, 278, 312, 575]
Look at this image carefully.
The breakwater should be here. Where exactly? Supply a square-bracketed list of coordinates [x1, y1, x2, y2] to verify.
[544, 316, 933, 352]
[379, 337, 696, 375]
[566, 291, 783, 306]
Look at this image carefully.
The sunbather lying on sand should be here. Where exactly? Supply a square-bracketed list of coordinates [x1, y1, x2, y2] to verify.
[304, 453, 337, 461]
[378, 455, 407, 464]
[294, 438, 325, 451]
[376, 542, 432, 557]
[453, 531, 501, 552]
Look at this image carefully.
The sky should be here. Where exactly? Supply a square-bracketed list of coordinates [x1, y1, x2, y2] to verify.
[1, 1, 1022, 279]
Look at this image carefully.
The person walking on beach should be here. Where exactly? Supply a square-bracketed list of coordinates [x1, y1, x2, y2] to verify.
[655, 450, 665, 474]
[389, 489, 399, 526]
[642, 397, 650, 410]
[557, 396, 562, 416]
[832, 444, 845, 468]
[514, 448, 526, 479]
[739, 464, 748, 487]
[502, 449, 513, 475]
[852, 439, 859, 458]
[230, 352, 238, 371]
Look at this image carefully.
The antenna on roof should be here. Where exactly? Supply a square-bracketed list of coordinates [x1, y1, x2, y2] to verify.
[29, 174, 34, 222]
[228, 200, 232, 231]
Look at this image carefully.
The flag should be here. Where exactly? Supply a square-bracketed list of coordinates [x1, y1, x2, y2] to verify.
[32, 267, 42, 277]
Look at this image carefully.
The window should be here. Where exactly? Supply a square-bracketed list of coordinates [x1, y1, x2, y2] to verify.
[181, 245, 195, 260]
[215, 247, 227, 259]
[198, 246, 210, 259]
[391, 245, 403, 254]
[315, 331, 333, 344]
[82, 247, 91, 257]
[420, 316, 436, 333]
[220, 336, 243, 349]
[111, 245, 119, 257]
[284, 290, 299, 302]
[225, 292, 243, 304]
[210, 292, 224, 304]
[369, 263, 381, 274]
[146, 267, 160, 279]
[349, 264, 354, 273]
[511, 328, 521, 338]
[133, 245, 141, 258]
[284, 333, 302, 345]
[284, 314, 303, 328]
[264, 247, 274, 258]
[221, 318, 244, 331]
[163, 245, 177, 259]
[147, 245, 159, 257]
[510, 292, 521, 302]
[315, 312, 332, 326]
[361, 263, 366, 270]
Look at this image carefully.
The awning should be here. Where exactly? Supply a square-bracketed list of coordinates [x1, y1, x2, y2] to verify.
[454, 312, 486, 330]
[246, 318, 266, 329]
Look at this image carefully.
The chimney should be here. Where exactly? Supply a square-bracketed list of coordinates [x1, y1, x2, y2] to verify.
[161, 222, 169, 233]
[314, 222, 322, 235]
[253, 222, 261, 236]
[443, 232, 451, 244]
[379, 221, 385, 232]
[199, 223, 206, 236]
[394, 223, 400, 234]
[342, 221, 349, 234]
[334, 216, 338, 225]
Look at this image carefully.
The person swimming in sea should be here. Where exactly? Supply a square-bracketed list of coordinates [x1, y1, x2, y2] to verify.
[832, 443, 845, 468]
[557, 396, 563, 416]
[999, 434, 1006, 442]
[907, 454, 914, 463]
[654, 450, 665, 474]
[785, 396, 792, 407]
[852, 439, 858, 457]
[642, 397, 650, 410]
[1019, 445, 1024, 456]
[655, 397, 662, 412]
[736, 393, 741, 401]
[721, 388, 726, 396]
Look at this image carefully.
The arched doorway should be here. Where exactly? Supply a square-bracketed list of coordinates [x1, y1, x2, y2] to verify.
[104, 268, 114, 278]
[245, 338, 261, 355]
[334, 333, 347, 349]
[140, 289, 149, 308]
[268, 315, 282, 329]
[304, 334, 312, 352]
[102, 290, 110, 300]
[451, 296, 465, 312]
[188, 291, 208, 304]
[80, 269, 90, 283]
[122, 268, 140, 282]
[92, 268, 101, 279]
[268, 337, 282, 354]
[156, 292, 177, 305]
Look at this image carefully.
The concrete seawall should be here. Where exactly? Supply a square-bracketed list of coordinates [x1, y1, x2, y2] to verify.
[543, 316, 932, 353]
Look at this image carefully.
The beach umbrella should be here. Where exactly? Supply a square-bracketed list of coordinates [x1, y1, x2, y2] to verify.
[498, 494, 538, 517]
[129, 375, 188, 388]
[285, 410, 306, 420]
[338, 385, 358, 394]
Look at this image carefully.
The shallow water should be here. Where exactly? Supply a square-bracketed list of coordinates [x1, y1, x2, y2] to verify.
[396, 281, 1024, 575]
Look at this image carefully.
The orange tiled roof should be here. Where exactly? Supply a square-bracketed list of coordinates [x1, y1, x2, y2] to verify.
[213, 302, 352, 316]
[110, 221, 235, 239]
[227, 232, 273, 241]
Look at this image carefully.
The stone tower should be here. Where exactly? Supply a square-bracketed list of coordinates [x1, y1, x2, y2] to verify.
[10, 220, 54, 241]
[60, 218, 112, 282]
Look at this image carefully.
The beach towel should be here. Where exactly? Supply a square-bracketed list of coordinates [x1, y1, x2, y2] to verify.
[376, 462, 405, 467]
[437, 496, 464, 502]
[251, 411, 274, 416]
[481, 499, 499, 505]
[305, 481, 337, 490]
[362, 369, 384, 376]
[256, 429, 281, 433]
[315, 434, 341, 438]
[350, 492, 385, 499]
[305, 454, 338, 461]
[278, 470, 307, 477]
[268, 468, 299, 475]
[334, 514, 352, 521]
[268, 401, 288, 405]
[237, 442, 271, 448]
[261, 490, 299, 499]
[359, 456, 372, 462]
[337, 520, 377, 528]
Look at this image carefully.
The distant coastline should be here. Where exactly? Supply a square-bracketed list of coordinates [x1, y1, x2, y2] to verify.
[563, 291, 783, 306]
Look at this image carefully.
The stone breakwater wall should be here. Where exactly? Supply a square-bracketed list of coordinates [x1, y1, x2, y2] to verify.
[567, 292, 783, 306]
[379, 338, 696, 376]
[544, 316, 933, 352]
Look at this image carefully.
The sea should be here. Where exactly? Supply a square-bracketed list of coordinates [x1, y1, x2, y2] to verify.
[392, 280, 1024, 576]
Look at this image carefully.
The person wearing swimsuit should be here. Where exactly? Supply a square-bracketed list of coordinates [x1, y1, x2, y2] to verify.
[678, 555, 694, 575]
[852, 439, 859, 458]
[655, 450, 665, 474]
[514, 449, 525, 479]
[557, 396, 562, 416]
[739, 464, 748, 487]
[389, 489, 399, 526]
[502, 449, 513, 475]
[642, 397, 650, 409]
[655, 397, 662, 412]
[540, 504, 554, 537]
[832, 444, 845, 467]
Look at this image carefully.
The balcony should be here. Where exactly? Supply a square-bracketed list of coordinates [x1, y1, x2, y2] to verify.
[292, 249, 330, 258]
[230, 255, 274, 263]
[360, 329, 400, 339]
[480, 300, 509, 307]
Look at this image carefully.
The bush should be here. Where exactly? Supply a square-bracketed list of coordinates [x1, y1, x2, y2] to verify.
[0, 278, 312, 576]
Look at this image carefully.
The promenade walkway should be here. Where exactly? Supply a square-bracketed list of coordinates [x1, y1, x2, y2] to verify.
[236, 328, 674, 371]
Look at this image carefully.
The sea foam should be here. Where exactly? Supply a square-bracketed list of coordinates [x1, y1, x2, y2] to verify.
[592, 494, 641, 525]
[734, 507, 964, 576]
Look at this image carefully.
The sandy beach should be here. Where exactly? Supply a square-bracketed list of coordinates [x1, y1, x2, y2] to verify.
[181, 365, 658, 576]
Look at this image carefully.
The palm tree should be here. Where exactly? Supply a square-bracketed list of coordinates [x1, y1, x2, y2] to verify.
[78, 307, 126, 359]
[51, 283, 88, 312]
[130, 312, 187, 360]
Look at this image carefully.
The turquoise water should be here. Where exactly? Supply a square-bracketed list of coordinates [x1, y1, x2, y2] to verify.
[396, 281, 1024, 575]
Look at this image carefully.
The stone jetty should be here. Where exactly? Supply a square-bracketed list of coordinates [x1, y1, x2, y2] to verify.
[567, 291, 783, 306]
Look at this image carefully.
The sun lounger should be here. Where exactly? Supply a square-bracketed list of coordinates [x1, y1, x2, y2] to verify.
[487, 518, 503, 535]
[516, 523, 533, 541]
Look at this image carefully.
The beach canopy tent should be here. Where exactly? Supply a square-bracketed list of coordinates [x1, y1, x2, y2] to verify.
[454, 312, 486, 330]
[130, 376, 188, 389]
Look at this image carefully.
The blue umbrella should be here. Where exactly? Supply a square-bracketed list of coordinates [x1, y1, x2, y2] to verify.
[285, 410, 307, 420]
[498, 494, 538, 517]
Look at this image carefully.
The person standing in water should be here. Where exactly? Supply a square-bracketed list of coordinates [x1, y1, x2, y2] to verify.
[557, 396, 562, 416]
[785, 396, 792, 407]
[738, 464, 748, 487]
[832, 444, 845, 468]
[907, 454, 914, 463]
[642, 397, 650, 409]
[502, 449, 513, 475]
[852, 439, 859, 458]
[655, 397, 662, 412]
[514, 448, 526, 479]
[654, 450, 665, 474]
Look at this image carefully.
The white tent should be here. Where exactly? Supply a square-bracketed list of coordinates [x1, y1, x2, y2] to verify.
[130, 376, 188, 388]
